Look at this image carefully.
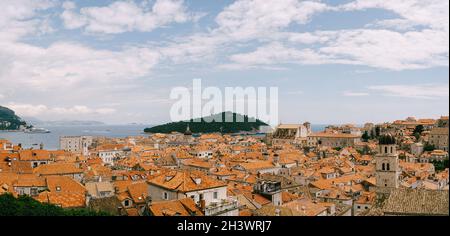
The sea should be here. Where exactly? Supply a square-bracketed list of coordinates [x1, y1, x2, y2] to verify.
[0, 124, 328, 150]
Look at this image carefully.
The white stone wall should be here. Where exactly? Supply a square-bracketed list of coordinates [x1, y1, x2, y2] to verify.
[60, 136, 93, 155]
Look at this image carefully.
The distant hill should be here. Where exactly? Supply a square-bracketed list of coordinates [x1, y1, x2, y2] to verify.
[24, 119, 106, 126]
[144, 112, 268, 134]
[0, 106, 27, 130]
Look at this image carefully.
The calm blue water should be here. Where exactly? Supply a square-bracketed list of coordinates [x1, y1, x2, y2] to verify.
[0, 124, 327, 150]
[0, 125, 150, 150]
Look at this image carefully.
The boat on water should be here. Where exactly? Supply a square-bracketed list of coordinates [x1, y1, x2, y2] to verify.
[24, 127, 51, 133]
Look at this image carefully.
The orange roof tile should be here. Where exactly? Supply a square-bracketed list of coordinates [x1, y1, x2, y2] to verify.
[148, 170, 226, 192]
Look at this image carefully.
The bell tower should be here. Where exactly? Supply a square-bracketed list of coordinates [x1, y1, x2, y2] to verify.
[375, 134, 400, 193]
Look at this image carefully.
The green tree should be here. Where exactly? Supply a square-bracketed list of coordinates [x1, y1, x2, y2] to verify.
[375, 126, 381, 137]
[424, 143, 436, 152]
[431, 159, 449, 172]
[414, 132, 421, 141]
[0, 193, 109, 216]
[370, 130, 375, 139]
[362, 131, 370, 142]
[413, 125, 424, 135]
[413, 125, 424, 141]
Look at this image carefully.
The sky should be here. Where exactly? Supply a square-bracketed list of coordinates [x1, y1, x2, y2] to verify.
[0, 0, 448, 125]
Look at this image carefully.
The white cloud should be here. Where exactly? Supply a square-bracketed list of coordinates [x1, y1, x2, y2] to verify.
[0, 0, 55, 41]
[168, 0, 448, 71]
[158, 33, 226, 64]
[339, 0, 449, 31]
[343, 91, 370, 97]
[0, 0, 162, 126]
[0, 1, 161, 91]
[318, 29, 449, 70]
[0, 41, 160, 91]
[287, 90, 304, 95]
[223, 42, 338, 69]
[158, 0, 331, 64]
[223, 26, 448, 70]
[367, 19, 420, 31]
[286, 32, 333, 44]
[368, 84, 449, 99]
[61, 0, 195, 34]
[5, 103, 116, 117]
[214, 0, 329, 41]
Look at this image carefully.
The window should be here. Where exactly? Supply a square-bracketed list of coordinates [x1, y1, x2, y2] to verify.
[163, 192, 169, 200]
[213, 191, 218, 199]
[124, 200, 130, 207]
[357, 206, 361, 209]
[385, 147, 388, 153]
[56, 186, 61, 192]
[382, 163, 385, 171]
[386, 163, 390, 171]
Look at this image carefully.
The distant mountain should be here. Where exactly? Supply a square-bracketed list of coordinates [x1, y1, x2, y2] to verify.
[0, 106, 27, 130]
[144, 112, 268, 134]
[23, 117, 106, 126]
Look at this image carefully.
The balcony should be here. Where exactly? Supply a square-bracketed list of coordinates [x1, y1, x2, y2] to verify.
[204, 198, 239, 216]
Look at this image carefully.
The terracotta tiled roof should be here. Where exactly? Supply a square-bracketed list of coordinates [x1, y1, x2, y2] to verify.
[282, 191, 300, 204]
[127, 182, 148, 204]
[239, 208, 253, 216]
[11, 161, 33, 174]
[35, 191, 86, 208]
[234, 161, 276, 171]
[19, 150, 51, 161]
[113, 180, 134, 193]
[148, 170, 226, 192]
[13, 174, 46, 187]
[34, 163, 83, 176]
[45, 176, 86, 194]
[242, 192, 271, 206]
[382, 189, 449, 215]
[283, 199, 328, 216]
[149, 198, 203, 216]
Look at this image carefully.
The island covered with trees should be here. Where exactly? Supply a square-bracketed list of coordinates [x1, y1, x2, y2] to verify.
[0, 106, 27, 130]
[144, 112, 268, 134]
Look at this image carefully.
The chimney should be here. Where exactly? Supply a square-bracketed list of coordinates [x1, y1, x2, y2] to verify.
[273, 154, 279, 165]
[275, 208, 281, 216]
[200, 199, 206, 211]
